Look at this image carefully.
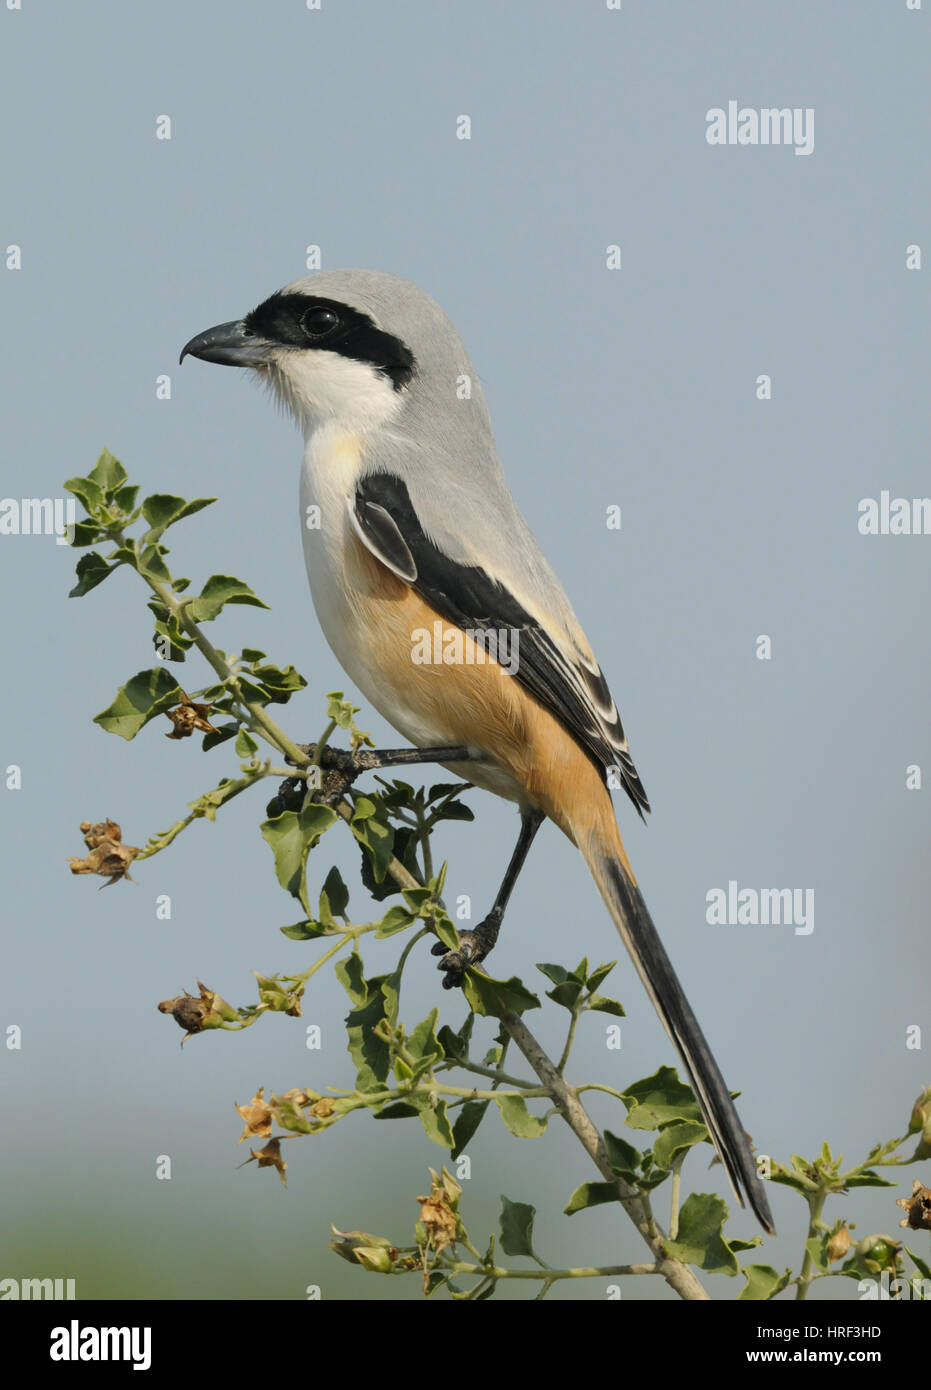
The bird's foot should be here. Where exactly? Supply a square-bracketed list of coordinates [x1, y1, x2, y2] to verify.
[431, 910, 503, 989]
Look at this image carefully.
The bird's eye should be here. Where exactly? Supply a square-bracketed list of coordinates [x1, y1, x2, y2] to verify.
[300, 306, 341, 339]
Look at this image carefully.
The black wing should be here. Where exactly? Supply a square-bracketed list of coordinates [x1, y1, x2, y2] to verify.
[350, 473, 650, 818]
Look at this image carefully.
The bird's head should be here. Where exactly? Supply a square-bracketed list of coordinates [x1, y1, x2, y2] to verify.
[180, 270, 431, 436]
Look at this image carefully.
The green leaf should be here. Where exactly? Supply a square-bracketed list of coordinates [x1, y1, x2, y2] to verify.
[138, 544, 173, 584]
[202, 722, 238, 751]
[438, 1013, 475, 1062]
[334, 951, 368, 1006]
[375, 905, 417, 937]
[492, 1094, 547, 1138]
[536, 962, 569, 987]
[88, 448, 128, 497]
[405, 1091, 455, 1147]
[140, 493, 215, 542]
[603, 1130, 642, 1183]
[430, 917, 458, 954]
[907, 1247, 931, 1280]
[585, 961, 617, 994]
[279, 920, 329, 940]
[653, 1120, 709, 1171]
[844, 1169, 897, 1188]
[452, 1099, 489, 1158]
[462, 971, 540, 1019]
[499, 1197, 536, 1257]
[345, 980, 393, 1092]
[546, 980, 585, 1010]
[318, 866, 349, 927]
[663, 1193, 738, 1275]
[360, 825, 420, 901]
[64, 475, 105, 514]
[188, 573, 269, 623]
[407, 1009, 442, 1066]
[621, 1066, 703, 1131]
[250, 662, 307, 703]
[260, 803, 337, 906]
[586, 993, 626, 1017]
[805, 1234, 830, 1274]
[69, 520, 103, 547]
[69, 551, 113, 597]
[564, 1181, 619, 1215]
[235, 729, 259, 758]
[93, 668, 184, 740]
[738, 1264, 793, 1301]
[350, 796, 395, 884]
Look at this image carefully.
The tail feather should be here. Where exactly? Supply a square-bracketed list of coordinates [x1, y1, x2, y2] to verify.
[582, 841, 775, 1236]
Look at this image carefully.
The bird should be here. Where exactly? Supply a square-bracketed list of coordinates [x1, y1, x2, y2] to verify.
[180, 269, 775, 1234]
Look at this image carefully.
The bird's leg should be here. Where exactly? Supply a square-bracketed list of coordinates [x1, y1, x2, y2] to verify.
[432, 809, 544, 988]
[267, 744, 479, 816]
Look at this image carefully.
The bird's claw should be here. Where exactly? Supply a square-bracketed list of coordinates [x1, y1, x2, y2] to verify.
[430, 912, 502, 989]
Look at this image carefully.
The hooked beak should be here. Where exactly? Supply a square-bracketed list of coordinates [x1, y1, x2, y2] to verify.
[179, 319, 275, 367]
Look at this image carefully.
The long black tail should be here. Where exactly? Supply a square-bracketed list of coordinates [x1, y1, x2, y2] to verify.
[582, 843, 775, 1235]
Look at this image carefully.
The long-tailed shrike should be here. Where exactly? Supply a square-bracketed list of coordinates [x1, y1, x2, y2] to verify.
[181, 270, 775, 1234]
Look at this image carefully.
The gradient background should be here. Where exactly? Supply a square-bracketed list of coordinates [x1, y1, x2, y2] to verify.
[1, 0, 927, 1301]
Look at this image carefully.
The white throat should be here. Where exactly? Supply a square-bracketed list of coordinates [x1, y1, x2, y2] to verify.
[263, 348, 404, 439]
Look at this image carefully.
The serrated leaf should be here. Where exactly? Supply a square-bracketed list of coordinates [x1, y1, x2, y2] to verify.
[93, 668, 184, 740]
[188, 573, 269, 623]
[564, 1181, 619, 1215]
[738, 1264, 792, 1301]
[499, 1197, 536, 1257]
[663, 1193, 738, 1275]
[492, 1094, 547, 1138]
[462, 971, 540, 1018]
[69, 551, 113, 597]
[653, 1120, 709, 1171]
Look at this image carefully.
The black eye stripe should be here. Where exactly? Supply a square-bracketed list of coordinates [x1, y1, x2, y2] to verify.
[245, 292, 415, 391]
